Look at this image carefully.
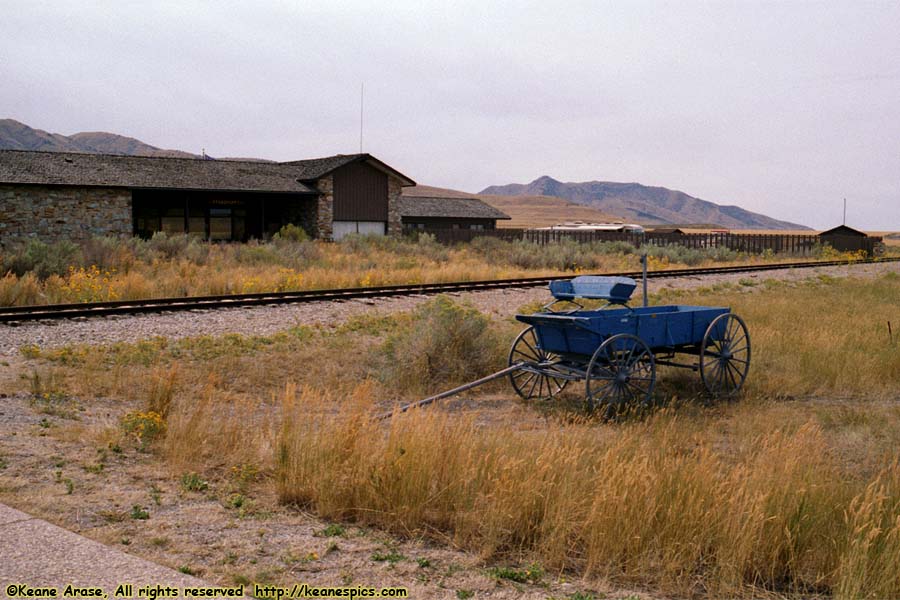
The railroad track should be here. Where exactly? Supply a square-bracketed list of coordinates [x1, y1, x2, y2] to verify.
[1, 257, 898, 324]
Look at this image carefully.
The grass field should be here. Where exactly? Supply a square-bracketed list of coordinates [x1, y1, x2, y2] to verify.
[0, 232, 855, 307]
[8, 270, 900, 598]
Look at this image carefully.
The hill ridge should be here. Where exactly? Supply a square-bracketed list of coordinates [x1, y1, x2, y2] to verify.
[0, 119, 198, 158]
[481, 175, 809, 230]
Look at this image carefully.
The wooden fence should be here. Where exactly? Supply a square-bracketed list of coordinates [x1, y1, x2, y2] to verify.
[414, 229, 882, 256]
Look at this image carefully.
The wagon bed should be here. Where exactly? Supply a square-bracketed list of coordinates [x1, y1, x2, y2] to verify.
[517, 304, 730, 358]
[508, 275, 750, 416]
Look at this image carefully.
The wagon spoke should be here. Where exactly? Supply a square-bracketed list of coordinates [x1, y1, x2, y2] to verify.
[711, 361, 725, 392]
[730, 331, 747, 348]
[626, 349, 649, 369]
[614, 384, 630, 405]
[591, 381, 616, 403]
[729, 358, 747, 381]
[509, 327, 570, 400]
[724, 362, 739, 390]
[515, 371, 537, 393]
[633, 357, 652, 373]
[627, 381, 649, 397]
[701, 313, 751, 398]
[595, 382, 616, 399]
[512, 367, 532, 379]
[586, 334, 655, 415]
[727, 319, 743, 341]
[624, 342, 637, 366]
[512, 349, 539, 364]
[520, 337, 541, 359]
[711, 337, 726, 354]
[717, 362, 729, 390]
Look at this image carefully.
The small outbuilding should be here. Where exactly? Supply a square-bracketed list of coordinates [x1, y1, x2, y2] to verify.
[399, 196, 510, 230]
[818, 225, 880, 254]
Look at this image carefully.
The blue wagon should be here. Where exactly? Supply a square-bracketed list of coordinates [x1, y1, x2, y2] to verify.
[509, 276, 750, 415]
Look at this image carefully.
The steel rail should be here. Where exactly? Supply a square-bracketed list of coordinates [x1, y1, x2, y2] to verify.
[1, 257, 897, 323]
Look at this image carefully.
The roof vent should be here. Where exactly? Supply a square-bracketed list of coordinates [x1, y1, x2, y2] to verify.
[64, 158, 74, 163]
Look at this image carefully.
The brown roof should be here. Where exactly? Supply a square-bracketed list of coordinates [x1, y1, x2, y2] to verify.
[281, 153, 416, 186]
[0, 150, 317, 194]
[819, 224, 868, 237]
[399, 196, 510, 220]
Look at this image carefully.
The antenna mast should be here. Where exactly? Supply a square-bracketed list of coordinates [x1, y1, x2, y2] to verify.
[359, 82, 366, 154]
[843, 198, 846, 225]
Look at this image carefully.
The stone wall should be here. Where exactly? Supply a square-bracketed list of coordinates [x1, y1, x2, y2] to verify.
[315, 175, 334, 240]
[386, 176, 403, 236]
[0, 184, 132, 248]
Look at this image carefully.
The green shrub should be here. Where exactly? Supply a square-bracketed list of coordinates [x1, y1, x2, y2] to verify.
[273, 223, 309, 243]
[147, 232, 210, 264]
[80, 236, 139, 272]
[233, 242, 284, 265]
[121, 411, 166, 449]
[2, 239, 81, 278]
[340, 233, 449, 262]
[180, 472, 209, 492]
[378, 296, 503, 394]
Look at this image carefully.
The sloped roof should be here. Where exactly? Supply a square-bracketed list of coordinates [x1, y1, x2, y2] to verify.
[281, 153, 416, 185]
[399, 196, 510, 220]
[0, 150, 316, 194]
[819, 224, 868, 237]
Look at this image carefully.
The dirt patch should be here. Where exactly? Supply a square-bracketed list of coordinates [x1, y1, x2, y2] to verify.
[0, 389, 651, 600]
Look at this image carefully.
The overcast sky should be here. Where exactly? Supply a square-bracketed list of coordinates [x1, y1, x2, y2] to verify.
[3, 1, 899, 229]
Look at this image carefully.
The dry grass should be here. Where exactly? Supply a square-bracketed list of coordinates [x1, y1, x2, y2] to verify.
[477, 194, 624, 229]
[277, 392, 900, 598]
[651, 272, 900, 399]
[16, 273, 900, 597]
[0, 233, 855, 307]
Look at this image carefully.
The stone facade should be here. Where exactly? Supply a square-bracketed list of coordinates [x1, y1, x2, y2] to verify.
[386, 176, 403, 236]
[0, 184, 132, 248]
[315, 175, 334, 240]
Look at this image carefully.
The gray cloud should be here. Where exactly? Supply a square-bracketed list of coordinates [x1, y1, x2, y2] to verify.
[2, 0, 898, 228]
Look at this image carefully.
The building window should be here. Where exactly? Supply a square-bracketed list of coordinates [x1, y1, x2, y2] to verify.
[188, 203, 205, 238]
[470, 223, 484, 230]
[161, 207, 185, 234]
[209, 207, 232, 241]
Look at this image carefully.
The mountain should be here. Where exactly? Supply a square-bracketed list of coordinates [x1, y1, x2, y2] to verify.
[0, 119, 197, 158]
[402, 184, 482, 199]
[403, 185, 625, 228]
[480, 176, 809, 230]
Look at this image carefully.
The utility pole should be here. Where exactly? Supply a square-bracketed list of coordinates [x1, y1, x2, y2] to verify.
[359, 82, 364, 153]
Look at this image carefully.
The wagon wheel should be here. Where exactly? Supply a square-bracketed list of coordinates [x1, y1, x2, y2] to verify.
[508, 326, 569, 400]
[585, 333, 655, 418]
[700, 313, 751, 397]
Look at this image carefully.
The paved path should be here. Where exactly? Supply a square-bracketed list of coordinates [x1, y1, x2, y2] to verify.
[0, 503, 226, 597]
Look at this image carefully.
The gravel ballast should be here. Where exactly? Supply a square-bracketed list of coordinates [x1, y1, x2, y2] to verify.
[2, 261, 897, 356]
